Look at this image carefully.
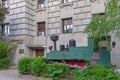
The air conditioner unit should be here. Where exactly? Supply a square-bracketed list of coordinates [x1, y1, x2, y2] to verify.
[38, 3, 45, 9]
[38, 32, 44, 36]
[38, 32, 42, 35]
[41, 4, 44, 8]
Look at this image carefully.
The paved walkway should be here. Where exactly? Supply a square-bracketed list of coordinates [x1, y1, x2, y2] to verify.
[0, 69, 73, 80]
[0, 69, 34, 80]
[115, 69, 120, 74]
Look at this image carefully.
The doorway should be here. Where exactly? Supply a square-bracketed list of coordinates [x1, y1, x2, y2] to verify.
[35, 49, 44, 57]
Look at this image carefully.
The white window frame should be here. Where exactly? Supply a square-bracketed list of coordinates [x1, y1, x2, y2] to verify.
[62, 18, 73, 33]
[37, 0, 46, 9]
[62, 0, 73, 4]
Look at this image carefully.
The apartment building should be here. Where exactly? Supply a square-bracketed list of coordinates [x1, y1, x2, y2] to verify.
[1, 0, 120, 67]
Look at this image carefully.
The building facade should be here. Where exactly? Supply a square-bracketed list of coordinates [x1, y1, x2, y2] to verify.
[1, 0, 120, 67]
[0, 0, 10, 38]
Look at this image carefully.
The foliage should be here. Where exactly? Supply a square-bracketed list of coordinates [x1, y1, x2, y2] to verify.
[0, 58, 10, 68]
[72, 65, 120, 80]
[18, 57, 71, 79]
[42, 62, 70, 80]
[0, 6, 7, 23]
[17, 57, 32, 74]
[0, 40, 16, 69]
[30, 57, 47, 76]
[84, 0, 120, 47]
[0, 40, 16, 58]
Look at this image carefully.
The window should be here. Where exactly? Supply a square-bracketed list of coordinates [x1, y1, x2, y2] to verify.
[37, 0, 46, 9]
[62, 18, 73, 33]
[1, 24, 9, 36]
[62, 0, 72, 3]
[2, 0, 9, 8]
[37, 22, 45, 36]
[90, 0, 96, 2]
[19, 49, 24, 54]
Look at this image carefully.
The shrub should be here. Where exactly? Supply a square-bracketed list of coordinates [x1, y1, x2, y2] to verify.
[17, 57, 32, 74]
[72, 65, 120, 80]
[30, 57, 47, 76]
[0, 58, 10, 68]
[0, 40, 16, 59]
[18, 57, 71, 80]
[63, 63, 71, 75]
[41, 62, 70, 80]
[0, 40, 16, 69]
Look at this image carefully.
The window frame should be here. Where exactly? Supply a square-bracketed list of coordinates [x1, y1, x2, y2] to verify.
[62, 18, 73, 34]
[37, 22, 45, 36]
[2, 0, 9, 8]
[1, 23, 9, 37]
[62, 0, 73, 4]
[37, 0, 46, 9]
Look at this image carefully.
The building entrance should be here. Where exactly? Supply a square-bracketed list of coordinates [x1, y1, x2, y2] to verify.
[35, 49, 44, 57]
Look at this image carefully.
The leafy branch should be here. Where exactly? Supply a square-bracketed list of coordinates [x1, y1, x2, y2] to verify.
[84, 0, 120, 50]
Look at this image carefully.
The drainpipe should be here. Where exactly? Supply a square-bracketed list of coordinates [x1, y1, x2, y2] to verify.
[45, 0, 48, 57]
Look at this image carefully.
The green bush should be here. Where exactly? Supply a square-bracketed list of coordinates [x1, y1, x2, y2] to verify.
[18, 57, 32, 74]
[30, 57, 47, 76]
[18, 57, 71, 80]
[0, 40, 16, 69]
[41, 62, 70, 80]
[72, 65, 120, 80]
[0, 40, 16, 59]
[0, 58, 10, 68]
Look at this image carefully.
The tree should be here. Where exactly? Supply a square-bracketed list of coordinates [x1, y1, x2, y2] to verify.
[0, 40, 16, 68]
[0, 40, 16, 58]
[0, 4, 7, 23]
[84, 0, 120, 49]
